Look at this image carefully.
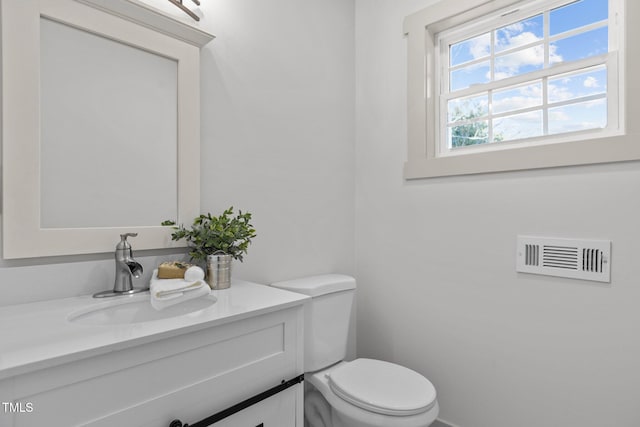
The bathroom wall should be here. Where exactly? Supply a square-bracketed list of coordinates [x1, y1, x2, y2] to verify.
[354, 1, 640, 427]
[198, 0, 356, 284]
[0, 0, 355, 306]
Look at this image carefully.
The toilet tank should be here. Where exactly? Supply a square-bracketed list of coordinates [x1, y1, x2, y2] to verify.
[271, 274, 356, 372]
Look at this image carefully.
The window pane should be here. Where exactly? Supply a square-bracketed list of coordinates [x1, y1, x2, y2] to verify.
[495, 14, 543, 53]
[550, 27, 608, 65]
[450, 32, 491, 67]
[448, 94, 488, 123]
[492, 82, 542, 115]
[450, 61, 490, 91]
[495, 45, 544, 80]
[449, 121, 489, 147]
[548, 99, 607, 134]
[550, 0, 608, 36]
[493, 111, 543, 141]
[548, 66, 607, 103]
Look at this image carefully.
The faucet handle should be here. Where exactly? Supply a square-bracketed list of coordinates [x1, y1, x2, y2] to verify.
[117, 233, 138, 250]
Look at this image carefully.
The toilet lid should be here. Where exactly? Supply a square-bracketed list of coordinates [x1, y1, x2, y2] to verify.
[327, 358, 437, 416]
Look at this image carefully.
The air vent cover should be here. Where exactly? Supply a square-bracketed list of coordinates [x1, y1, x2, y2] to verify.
[516, 236, 611, 283]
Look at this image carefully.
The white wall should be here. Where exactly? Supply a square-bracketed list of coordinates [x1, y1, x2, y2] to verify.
[198, 0, 356, 284]
[355, 1, 640, 426]
[0, 0, 355, 305]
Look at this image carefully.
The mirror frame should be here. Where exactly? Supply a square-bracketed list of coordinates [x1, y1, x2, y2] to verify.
[2, 0, 207, 258]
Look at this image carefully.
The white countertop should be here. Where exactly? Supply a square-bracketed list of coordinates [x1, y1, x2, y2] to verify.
[0, 280, 309, 380]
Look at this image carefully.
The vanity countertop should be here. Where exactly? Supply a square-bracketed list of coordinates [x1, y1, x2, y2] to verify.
[0, 281, 308, 380]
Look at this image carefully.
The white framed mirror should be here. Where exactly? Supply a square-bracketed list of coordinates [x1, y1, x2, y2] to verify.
[1, 0, 212, 258]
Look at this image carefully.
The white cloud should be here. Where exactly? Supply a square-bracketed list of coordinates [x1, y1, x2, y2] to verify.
[493, 111, 543, 140]
[548, 81, 606, 104]
[549, 119, 605, 134]
[468, 26, 563, 80]
[583, 76, 599, 88]
[502, 22, 524, 32]
[457, 22, 564, 81]
[492, 95, 538, 113]
[496, 30, 539, 52]
[469, 33, 491, 59]
[547, 100, 607, 134]
[585, 98, 606, 108]
[493, 40, 562, 79]
[548, 83, 574, 103]
[549, 110, 570, 121]
[492, 84, 542, 113]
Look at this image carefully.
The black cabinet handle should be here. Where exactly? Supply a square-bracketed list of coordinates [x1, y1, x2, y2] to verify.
[169, 420, 184, 427]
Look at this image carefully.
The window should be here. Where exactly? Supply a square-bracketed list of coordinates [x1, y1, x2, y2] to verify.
[403, 0, 635, 179]
[440, 0, 616, 154]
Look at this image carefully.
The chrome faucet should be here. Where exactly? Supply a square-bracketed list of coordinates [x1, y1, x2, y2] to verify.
[94, 233, 147, 298]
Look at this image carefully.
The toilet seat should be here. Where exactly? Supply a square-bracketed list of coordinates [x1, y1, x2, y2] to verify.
[327, 358, 437, 416]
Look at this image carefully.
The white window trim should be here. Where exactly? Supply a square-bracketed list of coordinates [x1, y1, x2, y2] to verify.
[404, 0, 634, 179]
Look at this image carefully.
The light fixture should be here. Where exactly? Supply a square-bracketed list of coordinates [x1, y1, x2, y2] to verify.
[167, 0, 200, 22]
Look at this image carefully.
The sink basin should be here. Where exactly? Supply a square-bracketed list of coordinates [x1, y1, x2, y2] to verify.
[68, 294, 217, 325]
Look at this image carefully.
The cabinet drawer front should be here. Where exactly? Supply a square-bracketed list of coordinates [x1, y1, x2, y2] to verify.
[83, 380, 301, 427]
[213, 386, 297, 427]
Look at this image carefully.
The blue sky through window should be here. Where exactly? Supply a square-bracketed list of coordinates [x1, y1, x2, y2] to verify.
[450, 1, 608, 88]
[550, 0, 608, 35]
[550, 27, 608, 64]
[495, 14, 543, 53]
[446, 0, 609, 147]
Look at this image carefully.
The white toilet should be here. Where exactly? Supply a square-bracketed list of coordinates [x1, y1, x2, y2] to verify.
[271, 274, 439, 427]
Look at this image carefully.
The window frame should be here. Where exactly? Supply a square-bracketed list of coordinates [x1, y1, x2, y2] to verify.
[403, 0, 633, 179]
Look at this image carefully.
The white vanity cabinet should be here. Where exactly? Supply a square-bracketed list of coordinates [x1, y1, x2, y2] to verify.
[0, 282, 307, 427]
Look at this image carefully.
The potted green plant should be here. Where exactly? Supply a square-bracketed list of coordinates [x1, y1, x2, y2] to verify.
[162, 207, 256, 289]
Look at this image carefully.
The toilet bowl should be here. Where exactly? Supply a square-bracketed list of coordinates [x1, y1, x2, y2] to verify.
[306, 360, 439, 427]
[270, 274, 439, 427]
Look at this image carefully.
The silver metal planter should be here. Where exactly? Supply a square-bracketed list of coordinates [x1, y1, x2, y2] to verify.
[206, 253, 232, 290]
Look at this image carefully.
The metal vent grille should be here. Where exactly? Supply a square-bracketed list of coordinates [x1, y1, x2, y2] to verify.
[583, 248, 605, 273]
[516, 236, 611, 283]
[542, 245, 578, 270]
[524, 244, 539, 266]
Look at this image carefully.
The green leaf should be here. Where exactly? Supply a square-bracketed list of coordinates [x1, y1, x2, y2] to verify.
[161, 207, 257, 261]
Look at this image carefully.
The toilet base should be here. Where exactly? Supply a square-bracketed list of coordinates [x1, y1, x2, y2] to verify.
[331, 401, 440, 427]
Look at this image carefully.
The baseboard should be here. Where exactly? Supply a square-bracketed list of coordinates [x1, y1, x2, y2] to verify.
[432, 418, 460, 427]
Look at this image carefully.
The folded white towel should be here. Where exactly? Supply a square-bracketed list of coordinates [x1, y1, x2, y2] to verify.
[150, 269, 210, 311]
